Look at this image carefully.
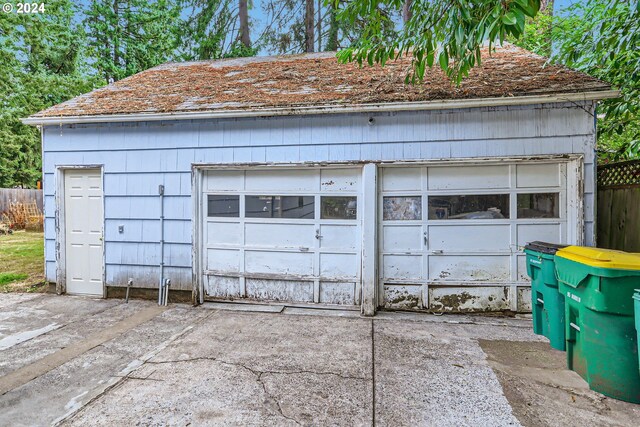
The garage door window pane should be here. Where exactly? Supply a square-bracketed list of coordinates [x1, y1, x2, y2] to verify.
[208, 195, 239, 217]
[428, 195, 509, 219]
[383, 196, 422, 220]
[321, 196, 357, 219]
[246, 196, 315, 219]
[518, 193, 559, 218]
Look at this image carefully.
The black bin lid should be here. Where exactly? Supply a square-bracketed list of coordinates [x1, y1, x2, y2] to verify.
[524, 241, 568, 255]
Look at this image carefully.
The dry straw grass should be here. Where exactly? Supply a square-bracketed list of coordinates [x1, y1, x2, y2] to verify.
[1, 202, 44, 232]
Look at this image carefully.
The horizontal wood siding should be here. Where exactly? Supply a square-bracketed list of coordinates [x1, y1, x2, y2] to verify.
[42, 103, 597, 289]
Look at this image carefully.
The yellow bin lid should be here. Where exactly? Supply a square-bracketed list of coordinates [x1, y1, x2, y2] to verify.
[556, 246, 640, 270]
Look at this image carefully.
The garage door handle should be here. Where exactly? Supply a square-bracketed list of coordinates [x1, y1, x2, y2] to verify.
[423, 232, 428, 246]
[315, 229, 322, 240]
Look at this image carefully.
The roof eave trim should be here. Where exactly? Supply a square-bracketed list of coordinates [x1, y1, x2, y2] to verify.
[22, 90, 620, 126]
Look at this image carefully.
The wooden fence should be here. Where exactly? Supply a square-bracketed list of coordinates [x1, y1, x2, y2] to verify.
[597, 160, 640, 252]
[0, 189, 44, 213]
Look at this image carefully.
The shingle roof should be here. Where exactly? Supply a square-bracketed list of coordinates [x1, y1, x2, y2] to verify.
[30, 44, 612, 120]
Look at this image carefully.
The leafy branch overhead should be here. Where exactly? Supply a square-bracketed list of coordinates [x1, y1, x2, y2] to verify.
[0, 0, 638, 189]
[333, 0, 542, 83]
[553, 0, 640, 160]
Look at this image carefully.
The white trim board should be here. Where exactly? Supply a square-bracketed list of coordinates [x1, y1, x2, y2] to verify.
[23, 90, 619, 126]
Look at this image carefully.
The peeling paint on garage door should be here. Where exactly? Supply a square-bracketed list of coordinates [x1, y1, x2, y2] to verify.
[201, 167, 362, 306]
[379, 162, 571, 312]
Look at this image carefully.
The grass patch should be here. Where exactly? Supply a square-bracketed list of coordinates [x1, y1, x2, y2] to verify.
[0, 231, 45, 293]
[0, 273, 28, 286]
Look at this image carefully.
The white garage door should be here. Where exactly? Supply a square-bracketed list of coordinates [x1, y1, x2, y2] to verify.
[379, 162, 568, 311]
[202, 168, 362, 305]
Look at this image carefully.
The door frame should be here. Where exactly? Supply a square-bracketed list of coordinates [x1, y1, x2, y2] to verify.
[55, 165, 105, 296]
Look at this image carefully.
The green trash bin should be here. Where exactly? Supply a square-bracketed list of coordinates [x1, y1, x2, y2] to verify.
[635, 290, 640, 377]
[555, 246, 640, 403]
[524, 241, 567, 351]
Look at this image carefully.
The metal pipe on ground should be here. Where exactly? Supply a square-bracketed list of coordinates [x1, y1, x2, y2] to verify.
[126, 278, 133, 303]
[163, 279, 171, 306]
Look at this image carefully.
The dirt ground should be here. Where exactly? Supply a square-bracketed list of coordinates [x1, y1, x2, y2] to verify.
[480, 340, 639, 427]
[0, 294, 638, 426]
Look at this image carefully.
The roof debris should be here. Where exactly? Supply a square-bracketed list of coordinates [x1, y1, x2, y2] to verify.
[31, 45, 611, 119]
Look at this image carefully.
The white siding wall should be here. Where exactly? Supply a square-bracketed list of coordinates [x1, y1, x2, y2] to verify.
[42, 102, 597, 291]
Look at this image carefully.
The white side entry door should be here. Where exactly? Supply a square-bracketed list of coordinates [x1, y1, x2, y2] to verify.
[64, 169, 104, 296]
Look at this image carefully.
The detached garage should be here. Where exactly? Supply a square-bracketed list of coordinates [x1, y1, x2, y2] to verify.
[24, 45, 617, 315]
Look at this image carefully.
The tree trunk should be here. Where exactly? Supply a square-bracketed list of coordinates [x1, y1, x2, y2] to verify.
[239, 0, 251, 48]
[112, 0, 120, 82]
[325, 4, 338, 51]
[402, 0, 412, 23]
[316, 0, 322, 51]
[305, 0, 315, 53]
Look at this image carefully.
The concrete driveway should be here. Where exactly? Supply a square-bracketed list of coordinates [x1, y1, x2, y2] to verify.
[0, 294, 638, 426]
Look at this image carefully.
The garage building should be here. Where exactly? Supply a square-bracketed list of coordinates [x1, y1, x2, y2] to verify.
[24, 45, 617, 315]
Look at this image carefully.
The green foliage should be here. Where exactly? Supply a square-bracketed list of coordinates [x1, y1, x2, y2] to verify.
[224, 41, 258, 59]
[1, 0, 638, 187]
[552, 0, 640, 162]
[258, 1, 389, 54]
[2, 0, 259, 188]
[178, 0, 258, 61]
[333, 0, 639, 162]
[178, 0, 236, 60]
[332, 0, 542, 83]
[85, 0, 182, 82]
[596, 120, 640, 163]
[259, 0, 307, 54]
[0, 0, 101, 188]
[510, 1, 553, 57]
[325, 6, 340, 51]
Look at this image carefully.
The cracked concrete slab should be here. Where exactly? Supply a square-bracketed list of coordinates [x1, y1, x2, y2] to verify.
[66, 311, 374, 426]
[0, 299, 210, 426]
[0, 294, 638, 426]
[0, 298, 155, 377]
[0, 293, 42, 311]
[373, 320, 523, 426]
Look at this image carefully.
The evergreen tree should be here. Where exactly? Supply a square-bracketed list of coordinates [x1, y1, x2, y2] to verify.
[179, 0, 256, 61]
[305, 0, 314, 52]
[0, 0, 98, 188]
[85, 0, 181, 82]
[259, 1, 398, 55]
[258, 0, 306, 54]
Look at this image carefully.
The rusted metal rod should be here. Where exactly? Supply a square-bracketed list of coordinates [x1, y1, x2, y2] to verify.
[125, 278, 133, 303]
